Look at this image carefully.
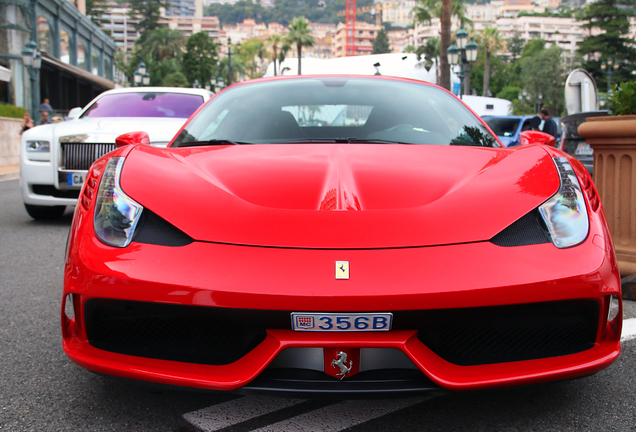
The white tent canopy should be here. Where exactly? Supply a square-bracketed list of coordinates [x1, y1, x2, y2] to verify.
[263, 53, 450, 85]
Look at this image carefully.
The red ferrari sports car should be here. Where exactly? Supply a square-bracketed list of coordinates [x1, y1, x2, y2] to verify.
[62, 76, 622, 397]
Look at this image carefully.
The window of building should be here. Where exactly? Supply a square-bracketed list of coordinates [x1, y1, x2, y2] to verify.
[60, 30, 70, 64]
[37, 16, 53, 53]
[77, 42, 87, 70]
[92, 49, 99, 75]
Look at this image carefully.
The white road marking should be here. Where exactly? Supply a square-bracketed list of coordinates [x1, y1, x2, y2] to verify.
[183, 396, 304, 431]
[622, 318, 636, 342]
[251, 397, 427, 432]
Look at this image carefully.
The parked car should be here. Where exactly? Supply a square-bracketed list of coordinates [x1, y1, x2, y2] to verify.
[482, 115, 537, 147]
[63, 76, 621, 397]
[558, 111, 609, 176]
[20, 87, 212, 219]
[483, 115, 562, 148]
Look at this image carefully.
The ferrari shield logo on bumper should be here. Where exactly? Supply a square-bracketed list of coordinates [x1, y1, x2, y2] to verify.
[335, 261, 349, 279]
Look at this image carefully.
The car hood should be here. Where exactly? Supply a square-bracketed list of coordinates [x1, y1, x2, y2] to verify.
[50, 117, 187, 144]
[121, 143, 559, 248]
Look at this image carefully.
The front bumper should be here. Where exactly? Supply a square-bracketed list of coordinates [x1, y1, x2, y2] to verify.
[63, 223, 622, 394]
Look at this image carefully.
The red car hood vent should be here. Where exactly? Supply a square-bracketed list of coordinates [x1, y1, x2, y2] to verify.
[121, 144, 558, 248]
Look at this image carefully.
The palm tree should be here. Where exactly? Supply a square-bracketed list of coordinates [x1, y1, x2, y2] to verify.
[412, 0, 469, 90]
[266, 34, 283, 76]
[285, 17, 315, 76]
[477, 26, 506, 97]
[138, 28, 185, 62]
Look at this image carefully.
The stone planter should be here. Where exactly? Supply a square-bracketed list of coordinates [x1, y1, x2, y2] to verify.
[578, 115, 636, 279]
[0, 116, 22, 167]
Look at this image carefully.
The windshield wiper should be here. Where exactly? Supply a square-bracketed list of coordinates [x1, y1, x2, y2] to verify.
[177, 139, 249, 147]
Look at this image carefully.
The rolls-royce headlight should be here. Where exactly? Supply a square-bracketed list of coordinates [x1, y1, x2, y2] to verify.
[538, 157, 589, 248]
[94, 157, 143, 247]
[26, 141, 50, 152]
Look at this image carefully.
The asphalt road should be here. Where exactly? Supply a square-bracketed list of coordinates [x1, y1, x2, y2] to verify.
[1, 177, 636, 432]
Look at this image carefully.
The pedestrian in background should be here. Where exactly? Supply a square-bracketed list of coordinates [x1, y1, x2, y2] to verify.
[39, 98, 52, 114]
[20, 112, 34, 134]
[540, 108, 558, 138]
[40, 111, 52, 125]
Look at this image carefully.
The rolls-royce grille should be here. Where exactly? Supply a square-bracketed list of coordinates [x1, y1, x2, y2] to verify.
[61, 143, 116, 170]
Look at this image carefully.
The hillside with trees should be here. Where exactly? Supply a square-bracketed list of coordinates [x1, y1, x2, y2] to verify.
[204, 0, 376, 26]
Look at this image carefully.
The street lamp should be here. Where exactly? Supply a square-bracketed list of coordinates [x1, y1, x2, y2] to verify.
[21, 40, 41, 120]
[133, 62, 148, 87]
[193, 79, 201, 89]
[600, 58, 620, 93]
[447, 28, 478, 96]
[518, 89, 531, 115]
[217, 38, 242, 86]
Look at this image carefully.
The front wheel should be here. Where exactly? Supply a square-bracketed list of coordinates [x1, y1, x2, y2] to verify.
[24, 204, 66, 220]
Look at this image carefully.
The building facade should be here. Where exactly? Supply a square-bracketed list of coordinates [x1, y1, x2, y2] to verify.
[0, 0, 117, 114]
[332, 21, 381, 58]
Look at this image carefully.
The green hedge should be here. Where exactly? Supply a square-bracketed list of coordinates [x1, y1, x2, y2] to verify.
[0, 104, 27, 119]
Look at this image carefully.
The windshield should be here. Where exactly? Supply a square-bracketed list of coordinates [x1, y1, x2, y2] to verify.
[172, 77, 499, 148]
[81, 92, 205, 118]
[483, 117, 521, 137]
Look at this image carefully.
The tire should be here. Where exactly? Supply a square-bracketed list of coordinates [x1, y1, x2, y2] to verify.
[24, 204, 66, 220]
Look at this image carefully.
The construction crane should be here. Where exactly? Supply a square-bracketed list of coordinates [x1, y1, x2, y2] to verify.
[337, 2, 400, 56]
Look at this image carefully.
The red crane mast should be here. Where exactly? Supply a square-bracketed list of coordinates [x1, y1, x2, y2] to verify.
[345, 0, 357, 56]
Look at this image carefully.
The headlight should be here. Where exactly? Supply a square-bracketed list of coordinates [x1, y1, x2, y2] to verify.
[538, 157, 589, 248]
[26, 141, 51, 161]
[26, 141, 50, 152]
[94, 157, 143, 247]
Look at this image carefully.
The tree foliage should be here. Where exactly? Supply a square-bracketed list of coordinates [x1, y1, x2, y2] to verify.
[372, 28, 391, 54]
[412, 0, 469, 90]
[182, 32, 218, 88]
[476, 26, 506, 97]
[204, 0, 375, 27]
[286, 17, 315, 75]
[576, 0, 636, 90]
[162, 72, 189, 87]
[128, 0, 169, 34]
[521, 45, 566, 115]
[86, 0, 109, 26]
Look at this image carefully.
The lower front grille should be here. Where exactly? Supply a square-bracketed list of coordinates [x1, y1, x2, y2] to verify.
[83, 299, 599, 367]
[32, 185, 80, 198]
[85, 299, 267, 365]
[414, 300, 599, 366]
[61, 143, 116, 170]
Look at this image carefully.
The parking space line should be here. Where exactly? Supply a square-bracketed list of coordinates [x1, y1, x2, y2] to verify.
[251, 397, 426, 432]
[622, 318, 636, 342]
[183, 396, 305, 431]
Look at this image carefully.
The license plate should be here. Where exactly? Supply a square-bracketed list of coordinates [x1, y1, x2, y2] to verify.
[67, 173, 85, 187]
[291, 313, 393, 332]
[575, 142, 593, 156]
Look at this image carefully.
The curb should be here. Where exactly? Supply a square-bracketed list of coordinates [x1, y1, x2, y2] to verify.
[0, 165, 19, 182]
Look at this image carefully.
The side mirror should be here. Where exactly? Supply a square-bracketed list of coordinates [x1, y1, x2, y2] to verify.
[67, 107, 82, 120]
[519, 130, 556, 147]
[115, 131, 151, 148]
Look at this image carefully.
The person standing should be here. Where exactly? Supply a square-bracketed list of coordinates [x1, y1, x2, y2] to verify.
[20, 112, 34, 134]
[540, 108, 558, 138]
[40, 111, 52, 125]
[39, 98, 52, 114]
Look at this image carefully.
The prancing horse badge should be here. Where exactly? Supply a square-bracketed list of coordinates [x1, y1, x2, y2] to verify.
[335, 261, 349, 279]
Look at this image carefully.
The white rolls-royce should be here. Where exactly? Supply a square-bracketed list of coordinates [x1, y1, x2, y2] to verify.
[20, 87, 212, 219]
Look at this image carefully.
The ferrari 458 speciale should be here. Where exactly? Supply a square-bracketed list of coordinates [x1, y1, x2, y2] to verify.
[62, 76, 621, 397]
